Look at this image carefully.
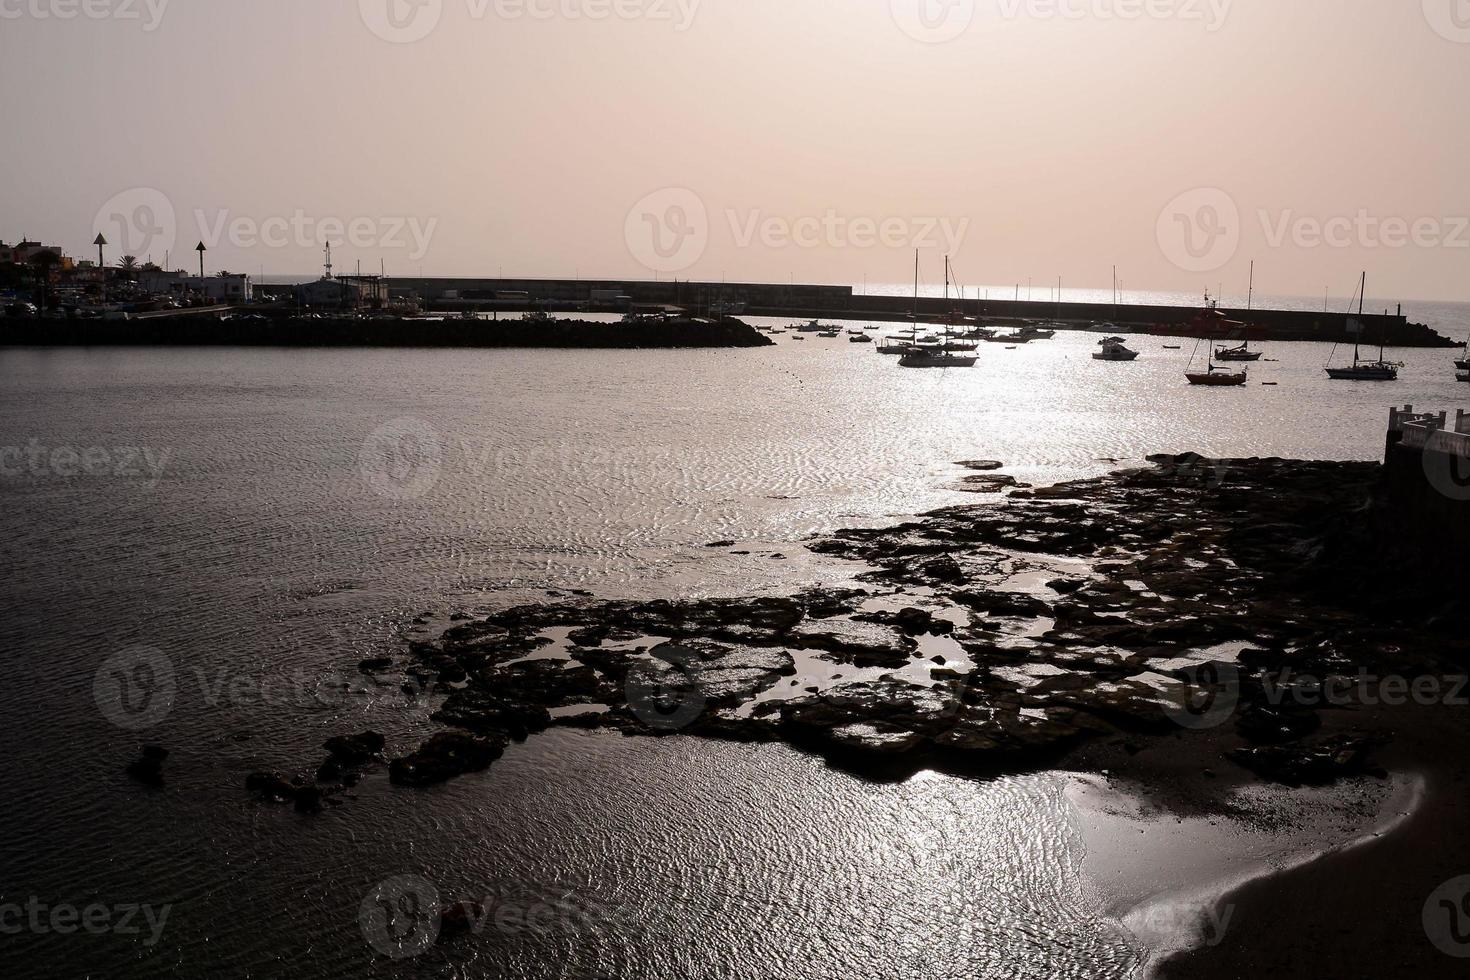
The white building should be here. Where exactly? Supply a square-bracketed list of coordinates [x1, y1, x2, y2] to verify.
[141, 271, 253, 303]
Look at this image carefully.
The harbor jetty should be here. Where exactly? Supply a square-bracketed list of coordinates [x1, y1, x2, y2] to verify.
[0, 313, 773, 349]
[359, 277, 1453, 348]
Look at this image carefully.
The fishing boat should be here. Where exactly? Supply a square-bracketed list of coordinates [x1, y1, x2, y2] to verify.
[1093, 337, 1139, 361]
[1325, 272, 1401, 381]
[899, 251, 976, 369]
[794, 320, 829, 333]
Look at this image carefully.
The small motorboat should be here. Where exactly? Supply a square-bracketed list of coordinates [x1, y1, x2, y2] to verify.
[1093, 337, 1139, 361]
[848, 333, 873, 343]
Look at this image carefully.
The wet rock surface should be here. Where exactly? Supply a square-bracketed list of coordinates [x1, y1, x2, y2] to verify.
[277, 455, 1468, 796]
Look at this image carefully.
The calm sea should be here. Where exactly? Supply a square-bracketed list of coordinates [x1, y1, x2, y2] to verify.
[2, 318, 1467, 978]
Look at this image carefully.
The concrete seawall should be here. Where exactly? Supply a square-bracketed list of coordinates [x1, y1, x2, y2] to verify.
[0, 316, 774, 350]
[351, 277, 1453, 348]
[1384, 406, 1470, 549]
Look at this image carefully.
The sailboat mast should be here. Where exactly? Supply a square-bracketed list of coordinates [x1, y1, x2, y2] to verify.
[1355, 270, 1366, 366]
[1246, 260, 1255, 351]
[912, 250, 919, 318]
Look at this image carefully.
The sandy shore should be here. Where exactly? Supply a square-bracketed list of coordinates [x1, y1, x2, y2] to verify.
[1149, 702, 1470, 978]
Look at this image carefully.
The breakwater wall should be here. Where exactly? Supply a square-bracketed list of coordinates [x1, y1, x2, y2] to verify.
[364, 277, 1451, 348]
[1384, 405, 1470, 550]
[0, 316, 773, 350]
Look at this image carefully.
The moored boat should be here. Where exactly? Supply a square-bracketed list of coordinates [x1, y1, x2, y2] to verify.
[899, 349, 978, 368]
[1325, 272, 1401, 381]
[1212, 263, 1265, 361]
[1186, 328, 1248, 386]
[1093, 337, 1139, 361]
[898, 251, 976, 369]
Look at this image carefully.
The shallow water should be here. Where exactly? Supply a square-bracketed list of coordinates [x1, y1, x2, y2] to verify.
[1, 330, 1463, 977]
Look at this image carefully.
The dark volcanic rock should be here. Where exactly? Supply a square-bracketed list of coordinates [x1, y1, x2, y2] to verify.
[432, 689, 553, 740]
[277, 453, 1460, 803]
[324, 731, 387, 767]
[245, 772, 298, 802]
[438, 902, 485, 943]
[1235, 703, 1321, 745]
[389, 732, 508, 788]
[1227, 734, 1381, 786]
[125, 745, 168, 786]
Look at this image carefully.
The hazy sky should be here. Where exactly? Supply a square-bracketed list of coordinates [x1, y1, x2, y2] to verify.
[3, 0, 1469, 301]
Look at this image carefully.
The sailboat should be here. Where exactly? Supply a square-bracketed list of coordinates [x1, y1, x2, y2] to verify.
[1215, 261, 1265, 362]
[1453, 337, 1469, 372]
[1325, 272, 1401, 381]
[935, 259, 978, 352]
[1092, 267, 1124, 332]
[900, 252, 977, 369]
[1186, 315, 1248, 386]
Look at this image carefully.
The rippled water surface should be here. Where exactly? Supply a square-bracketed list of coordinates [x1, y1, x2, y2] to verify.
[2, 324, 1466, 978]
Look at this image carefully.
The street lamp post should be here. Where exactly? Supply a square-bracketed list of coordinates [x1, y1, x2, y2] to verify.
[195, 242, 207, 304]
[94, 233, 107, 304]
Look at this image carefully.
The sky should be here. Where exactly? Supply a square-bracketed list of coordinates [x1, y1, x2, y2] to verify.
[3, 0, 1469, 302]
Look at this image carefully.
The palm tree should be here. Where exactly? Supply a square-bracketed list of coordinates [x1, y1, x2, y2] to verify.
[117, 255, 140, 282]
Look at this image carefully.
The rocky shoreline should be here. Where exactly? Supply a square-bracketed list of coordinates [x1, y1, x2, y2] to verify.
[245, 453, 1466, 813]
